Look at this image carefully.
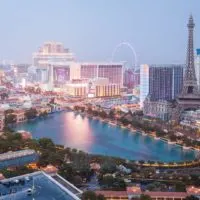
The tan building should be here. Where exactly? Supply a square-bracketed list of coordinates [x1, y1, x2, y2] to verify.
[95, 84, 120, 97]
[65, 83, 87, 97]
[88, 78, 120, 97]
[35, 105, 51, 114]
[12, 110, 26, 123]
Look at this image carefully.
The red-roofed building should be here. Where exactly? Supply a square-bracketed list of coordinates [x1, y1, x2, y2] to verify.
[95, 191, 128, 200]
[144, 191, 187, 200]
[42, 165, 58, 175]
[96, 186, 200, 200]
[127, 186, 141, 199]
[17, 130, 32, 140]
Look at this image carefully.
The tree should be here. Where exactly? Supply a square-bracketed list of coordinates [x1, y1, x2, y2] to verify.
[109, 109, 115, 119]
[35, 87, 41, 94]
[0, 92, 8, 100]
[100, 175, 115, 187]
[92, 110, 99, 116]
[169, 134, 177, 142]
[5, 114, 16, 124]
[120, 117, 129, 126]
[99, 111, 107, 119]
[81, 191, 106, 200]
[25, 108, 38, 119]
[49, 98, 55, 104]
[140, 194, 152, 200]
[81, 107, 85, 112]
[4, 109, 14, 115]
[38, 138, 55, 150]
[96, 194, 106, 200]
[100, 161, 116, 174]
[39, 111, 48, 118]
[82, 191, 98, 200]
[87, 107, 93, 114]
[73, 175, 82, 186]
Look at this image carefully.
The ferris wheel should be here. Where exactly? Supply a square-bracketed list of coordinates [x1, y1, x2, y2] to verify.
[111, 42, 138, 71]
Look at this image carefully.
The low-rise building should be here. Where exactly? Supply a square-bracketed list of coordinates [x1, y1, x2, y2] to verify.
[17, 130, 32, 140]
[35, 105, 52, 114]
[65, 83, 87, 97]
[96, 186, 200, 200]
[88, 78, 120, 98]
[0, 149, 38, 169]
[64, 78, 120, 98]
[143, 96, 173, 121]
[180, 109, 200, 129]
[12, 110, 26, 123]
[95, 84, 120, 97]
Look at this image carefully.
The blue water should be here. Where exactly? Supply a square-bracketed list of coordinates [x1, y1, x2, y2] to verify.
[13, 111, 197, 162]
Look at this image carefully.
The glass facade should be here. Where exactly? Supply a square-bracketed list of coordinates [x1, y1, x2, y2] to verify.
[149, 65, 184, 101]
[80, 64, 98, 79]
[98, 64, 123, 85]
[80, 64, 123, 86]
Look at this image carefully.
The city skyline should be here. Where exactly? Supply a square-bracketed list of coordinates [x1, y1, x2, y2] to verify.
[0, 0, 199, 65]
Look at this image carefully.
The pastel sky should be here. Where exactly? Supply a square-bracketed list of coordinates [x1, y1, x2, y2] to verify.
[0, 0, 199, 65]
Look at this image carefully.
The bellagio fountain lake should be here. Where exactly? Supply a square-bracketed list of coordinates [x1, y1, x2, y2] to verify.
[14, 111, 197, 162]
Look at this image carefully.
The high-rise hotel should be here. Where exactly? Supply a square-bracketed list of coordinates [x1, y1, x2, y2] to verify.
[140, 64, 184, 108]
[33, 42, 123, 97]
[80, 63, 123, 85]
[141, 65, 184, 120]
[32, 41, 75, 66]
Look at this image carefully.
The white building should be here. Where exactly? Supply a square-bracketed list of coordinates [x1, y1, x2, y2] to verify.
[32, 42, 75, 67]
[140, 64, 149, 108]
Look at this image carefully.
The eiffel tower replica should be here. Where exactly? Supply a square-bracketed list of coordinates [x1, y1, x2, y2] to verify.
[173, 15, 200, 120]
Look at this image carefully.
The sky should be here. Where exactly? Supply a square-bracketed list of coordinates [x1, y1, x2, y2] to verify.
[0, 0, 199, 65]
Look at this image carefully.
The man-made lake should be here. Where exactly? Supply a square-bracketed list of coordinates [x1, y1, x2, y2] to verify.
[14, 112, 197, 162]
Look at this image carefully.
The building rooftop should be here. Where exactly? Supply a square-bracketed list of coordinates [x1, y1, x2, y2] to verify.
[144, 191, 187, 198]
[0, 150, 36, 162]
[0, 150, 38, 169]
[0, 171, 81, 200]
[95, 190, 128, 197]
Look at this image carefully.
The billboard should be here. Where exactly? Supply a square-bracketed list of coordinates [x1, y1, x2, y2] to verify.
[53, 67, 70, 83]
